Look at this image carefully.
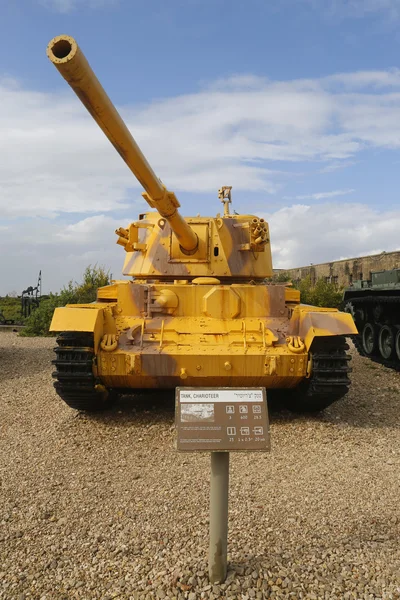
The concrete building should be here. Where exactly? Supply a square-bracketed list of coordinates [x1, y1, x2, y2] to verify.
[276, 250, 400, 288]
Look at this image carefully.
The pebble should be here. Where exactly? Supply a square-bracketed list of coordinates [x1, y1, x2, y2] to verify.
[0, 334, 399, 599]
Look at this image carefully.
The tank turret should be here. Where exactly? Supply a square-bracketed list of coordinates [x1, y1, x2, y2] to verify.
[47, 35, 273, 281]
[48, 35, 357, 415]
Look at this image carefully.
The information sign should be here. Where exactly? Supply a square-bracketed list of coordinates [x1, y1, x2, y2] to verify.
[175, 387, 270, 452]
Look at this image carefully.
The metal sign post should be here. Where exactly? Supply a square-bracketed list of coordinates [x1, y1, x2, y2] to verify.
[209, 451, 229, 583]
[175, 387, 270, 584]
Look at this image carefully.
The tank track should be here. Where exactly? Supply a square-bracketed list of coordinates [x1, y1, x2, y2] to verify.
[283, 336, 352, 413]
[52, 332, 113, 411]
[346, 297, 400, 372]
[349, 337, 400, 372]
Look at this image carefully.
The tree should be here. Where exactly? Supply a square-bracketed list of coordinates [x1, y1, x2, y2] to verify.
[21, 265, 110, 337]
[296, 275, 342, 308]
[0, 296, 22, 323]
[271, 271, 292, 283]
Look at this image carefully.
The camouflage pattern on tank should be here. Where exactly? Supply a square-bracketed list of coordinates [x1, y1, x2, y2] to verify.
[47, 35, 357, 412]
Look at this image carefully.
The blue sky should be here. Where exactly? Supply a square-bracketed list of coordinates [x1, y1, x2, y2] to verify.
[1, 0, 400, 294]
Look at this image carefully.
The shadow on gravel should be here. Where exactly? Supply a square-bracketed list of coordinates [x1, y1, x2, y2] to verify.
[79, 385, 400, 430]
[226, 515, 399, 581]
[83, 390, 176, 427]
[0, 344, 53, 382]
[268, 396, 400, 430]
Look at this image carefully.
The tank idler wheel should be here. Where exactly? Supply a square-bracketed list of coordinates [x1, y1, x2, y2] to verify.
[378, 325, 395, 360]
[395, 330, 400, 362]
[362, 322, 377, 356]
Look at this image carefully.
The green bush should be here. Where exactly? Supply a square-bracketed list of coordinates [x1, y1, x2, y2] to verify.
[0, 296, 22, 323]
[296, 276, 342, 308]
[271, 271, 292, 283]
[270, 273, 342, 308]
[21, 265, 110, 337]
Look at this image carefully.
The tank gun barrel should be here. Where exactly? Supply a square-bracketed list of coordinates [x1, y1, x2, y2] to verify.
[46, 35, 198, 253]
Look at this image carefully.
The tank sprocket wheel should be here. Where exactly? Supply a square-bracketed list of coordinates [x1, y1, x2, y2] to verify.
[343, 301, 355, 319]
[282, 336, 352, 413]
[52, 331, 118, 412]
[343, 300, 364, 327]
[343, 303, 365, 359]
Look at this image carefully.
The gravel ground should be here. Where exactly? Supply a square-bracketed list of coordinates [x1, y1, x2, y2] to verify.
[0, 332, 399, 600]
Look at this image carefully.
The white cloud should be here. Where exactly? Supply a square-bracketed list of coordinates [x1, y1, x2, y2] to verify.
[304, 0, 400, 21]
[3, 67, 400, 292]
[39, 0, 400, 19]
[0, 215, 124, 295]
[266, 203, 400, 269]
[2, 201, 400, 295]
[319, 160, 357, 173]
[40, 0, 117, 13]
[56, 214, 119, 241]
[324, 69, 400, 88]
[0, 81, 141, 218]
[285, 189, 355, 201]
[2, 68, 400, 221]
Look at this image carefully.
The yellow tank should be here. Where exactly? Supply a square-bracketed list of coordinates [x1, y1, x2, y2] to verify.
[47, 35, 357, 412]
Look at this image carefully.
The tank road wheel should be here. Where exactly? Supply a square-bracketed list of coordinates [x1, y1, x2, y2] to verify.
[378, 325, 395, 360]
[395, 330, 400, 362]
[52, 332, 117, 412]
[362, 322, 377, 356]
[283, 336, 352, 413]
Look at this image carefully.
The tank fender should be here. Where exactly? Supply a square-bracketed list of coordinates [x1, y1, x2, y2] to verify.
[289, 306, 357, 350]
[50, 306, 105, 353]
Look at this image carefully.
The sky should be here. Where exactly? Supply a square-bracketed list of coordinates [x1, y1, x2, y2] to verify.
[1, 0, 400, 295]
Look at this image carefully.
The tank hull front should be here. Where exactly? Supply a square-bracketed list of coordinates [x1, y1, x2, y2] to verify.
[50, 281, 356, 412]
[97, 344, 307, 390]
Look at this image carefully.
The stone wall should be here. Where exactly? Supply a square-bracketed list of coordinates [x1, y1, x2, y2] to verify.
[275, 250, 400, 288]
